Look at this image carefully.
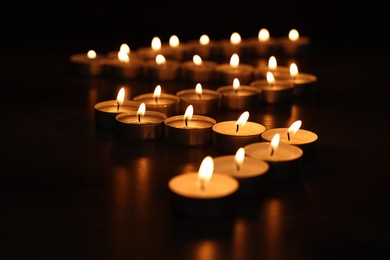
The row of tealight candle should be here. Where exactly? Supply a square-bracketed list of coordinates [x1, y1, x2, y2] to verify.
[87, 28, 318, 219]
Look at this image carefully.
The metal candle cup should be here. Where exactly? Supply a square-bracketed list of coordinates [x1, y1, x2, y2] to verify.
[250, 80, 294, 105]
[106, 57, 144, 79]
[115, 111, 167, 142]
[133, 93, 180, 117]
[164, 115, 216, 146]
[143, 59, 181, 81]
[261, 128, 318, 160]
[245, 142, 304, 181]
[94, 100, 141, 129]
[213, 155, 269, 197]
[168, 172, 239, 219]
[217, 85, 261, 111]
[69, 52, 107, 77]
[212, 121, 266, 154]
[180, 60, 218, 83]
[215, 63, 255, 85]
[176, 89, 222, 116]
[276, 72, 318, 96]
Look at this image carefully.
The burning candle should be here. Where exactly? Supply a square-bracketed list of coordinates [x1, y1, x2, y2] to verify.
[212, 111, 266, 153]
[215, 53, 255, 85]
[187, 34, 221, 60]
[106, 50, 144, 79]
[160, 34, 191, 61]
[115, 102, 167, 142]
[134, 36, 162, 60]
[70, 49, 107, 76]
[133, 85, 180, 117]
[168, 156, 239, 218]
[245, 133, 304, 181]
[219, 32, 252, 59]
[217, 78, 262, 111]
[278, 28, 311, 56]
[143, 53, 181, 81]
[254, 55, 290, 80]
[164, 105, 216, 146]
[252, 28, 280, 57]
[94, 87, 141, 129]
[214, 147, 270, 197]
[176, 83, 222, 115]
[180, 54, 218, 82]
[250, 71, 294, 105]
[261, 120, 318, 160]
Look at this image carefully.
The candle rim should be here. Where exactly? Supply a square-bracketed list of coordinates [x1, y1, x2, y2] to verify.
[262, 128, 318, 144]
[245, 141, 303, 162]
[94, 100, 141, 112]
[212, 121, 266, 136]
[164, 114, 216, 128]
[116, 110, 167, 125]
[213, 155, 270, 178]
[133, 93, 180, 105]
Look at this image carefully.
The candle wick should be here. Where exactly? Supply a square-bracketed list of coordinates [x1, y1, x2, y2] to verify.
[185, 117, 188, 127]
[117, 102, 120, 112]
[155, 97, 158, 104]
[236, 124, 239, 133]
[235, 162, 240, 172]
[138, 114, 141, 123]
[287, 132, 290, 141]
[270, 147, 274, 157]
[198, 93, 202, 100]
[199, 179, 205, 191]
[234, 89, 238, 94]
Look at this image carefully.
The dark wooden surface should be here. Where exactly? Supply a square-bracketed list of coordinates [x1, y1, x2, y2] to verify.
[1, 4, 390, 257]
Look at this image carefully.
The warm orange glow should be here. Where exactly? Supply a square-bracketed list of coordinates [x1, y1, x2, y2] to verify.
[235, 147, 245, 166]
[117, 51, 129, 63]
[116, 87, 125, 105]
[155, 54, 166, 65]
[195, 83, 203, 95]
[233, 78, 240, 91]
[197, 156, 213, 189]
[151, 36, 162, 51]
[199, 34, 210, 45]
[230, 53, 239, 68]
[287, 120, 302, 137]
[87, 50, 96, 59]
[270, 133, 280, 156]
[290, 63, 298, 77]
[169, 35, 180, 47]
[137, 102, 146, 116]
[288, 29, 300, 41]
[266, 71, 275, 85]
[193, 54, 203, 66]
[258, 28, 270, 42]
[119, 43, 130, 54]
[184, 105, 194, 122]
[268, 56, 277, 70]
[230, 32, 241, 45]
[153, 85, 161, 99]
[236, 111, 249, 130]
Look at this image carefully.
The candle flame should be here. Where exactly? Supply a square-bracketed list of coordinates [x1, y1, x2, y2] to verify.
[266, 71, 275, 85]
[116, 87, 125, 105]
[119, 43, 130, 54]
[197, 156, 213, 190]
[258, 28, 270, 42]
[193, 54, 203, 66]
[137, 102, 146, 116]
[155, 54, 166, 65]
[184, 104, 194, 121]
[230, 53, 239, 68]
[230, 32, 241, 45]
[199, 34, 210, 45]
[268, 56, 277, 70]
[151, 36, 162, 51]
[87, 50, 96, 59]
[236, 111, 249, 130]
[270, 133, 280, 156]
[290, 63, 298, 77]
[233, 78, 240, 91]
[288, 29, 300, 41]
[235, 147, 245, 168]
[118, 51, 130, 63]
[169, 35, 180, 47]
[195, 83, 203, 95]
[288, 120, 302, 137]
[153, 85, 161, 99]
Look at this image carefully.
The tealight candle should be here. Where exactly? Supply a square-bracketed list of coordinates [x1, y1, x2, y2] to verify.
[217, 78, 262, 111]
[180, 54, 218, 83]
[215, 53, 255, 85]
[106, 50, 144, 79]
[176, 83, 222, 116]
[278, 28, 311, 56]
[94, 87, 141, 129]
[252, 28, 280, 57]
[187, 34, 221, 60]
[143, 54, 181, 81]
[254, 55, 290, 80]
[168, 156, 239, 218]
[261, 120, 318, 160]
[115, 103, 167, 142]
[70, 49, 107, 76]
[214, 147, 270, 197]
[250, 71, 294, 105]
[218, 32, 252, 59]
[245, 133, 304, 181]
[212, 111, 266, 153]
[106, 43, 141, 60]
[160, 34, 191, 61]
[164, 105, 216, 146]
[133, 85, 180, 117]
[134, 36, 162, 60]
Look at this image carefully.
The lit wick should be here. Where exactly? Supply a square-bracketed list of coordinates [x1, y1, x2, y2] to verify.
[153, 85, 161, 104]
[117, 101, 120, 112]
[235, 161, 240, 171]
[270, 133, 280, 157]
[233, 78, 240, 94]
[266, 71, 275, 88]
[195, 83, 203, 100]
[185, 117, 188, 127]
[287, 132, 291, 141]
[236, 124, 239, 133]
[137, 103, 146, 124]
[183, 105, 193, 129]
[116, 87, 125, 113]
[138, 113, 141, 123]
[199, 179, 206, 191]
